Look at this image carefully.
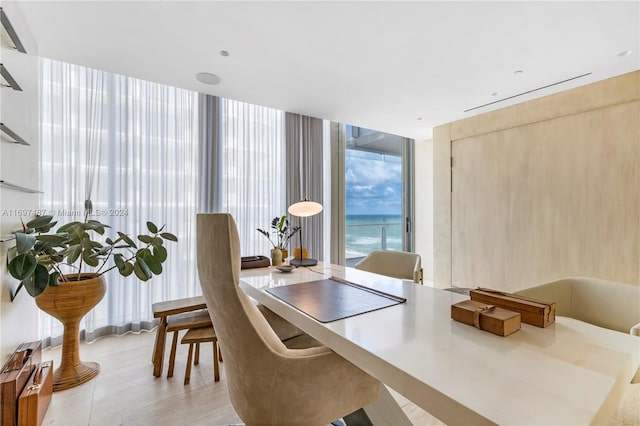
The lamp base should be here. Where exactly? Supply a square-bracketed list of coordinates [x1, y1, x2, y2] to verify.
[290, 258, 318, 267]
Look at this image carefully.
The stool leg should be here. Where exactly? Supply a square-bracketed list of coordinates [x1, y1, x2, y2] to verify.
[213, 340, 220, 382]
[167, 331, 179, 378]
[195, 342, 200, 365]
[218, 344, 223, 363]
[184, 343, 194, 385]
[152, 318, 168, 377]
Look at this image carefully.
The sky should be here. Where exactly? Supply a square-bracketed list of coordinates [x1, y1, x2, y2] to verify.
[345, 149, 402, 216]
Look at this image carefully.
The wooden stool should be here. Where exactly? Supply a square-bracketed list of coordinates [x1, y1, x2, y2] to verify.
[165, 310, 212, 378]
[151, 296, 207, 377]
[181, 326, 221, 385]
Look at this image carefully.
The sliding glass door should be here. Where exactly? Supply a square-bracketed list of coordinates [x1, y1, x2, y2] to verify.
[331, 124, 414, 266]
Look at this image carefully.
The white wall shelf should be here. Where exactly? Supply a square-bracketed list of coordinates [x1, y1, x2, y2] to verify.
[0, 7, 26, 53]
[0, 63, 23, 91]
[0, 180, 42, 193]
[0, 123, 29, 145]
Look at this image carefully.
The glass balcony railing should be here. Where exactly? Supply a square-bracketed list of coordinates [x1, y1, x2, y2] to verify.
[345, 219, 402, 265]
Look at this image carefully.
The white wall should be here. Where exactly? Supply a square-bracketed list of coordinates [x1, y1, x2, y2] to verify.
[414, 139, 433, 282]
[0, 1, 40, 360]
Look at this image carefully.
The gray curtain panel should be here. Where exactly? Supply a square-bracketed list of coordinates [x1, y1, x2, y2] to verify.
[198, 94, 221, 213]
[285, 113, 324, 260]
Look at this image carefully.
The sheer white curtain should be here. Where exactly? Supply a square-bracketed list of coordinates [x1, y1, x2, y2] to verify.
[39, 59, 199, 343]
[218, 99, 285, 256]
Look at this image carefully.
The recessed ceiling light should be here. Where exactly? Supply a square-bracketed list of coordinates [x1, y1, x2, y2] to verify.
[417, 117, 423, 121]
[220, 50, 230, 57]
[514, 70, 524, 74]
[617, 50, 632, 57]
[491, 92, 500, 97]
[196, 72, 221, 85]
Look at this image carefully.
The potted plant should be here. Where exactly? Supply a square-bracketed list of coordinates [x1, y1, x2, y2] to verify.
[257, 215, 300, 262]
[7, 200, 177, 391]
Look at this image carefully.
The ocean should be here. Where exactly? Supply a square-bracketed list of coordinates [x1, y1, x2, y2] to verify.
[345, 214, 403, 258]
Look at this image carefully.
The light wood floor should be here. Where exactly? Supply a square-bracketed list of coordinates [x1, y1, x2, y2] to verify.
[41, 330, 639, 425]
[41, 330, 440, 425]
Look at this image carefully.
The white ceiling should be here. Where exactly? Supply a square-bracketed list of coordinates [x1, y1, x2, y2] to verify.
[14, 1, 640, 140]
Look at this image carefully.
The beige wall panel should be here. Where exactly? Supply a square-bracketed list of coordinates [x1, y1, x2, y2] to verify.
[414, 139, 433, 281]
[451, 101, 639, 292]
[451, 71, 640, 141]
[433, 125, 451, 288]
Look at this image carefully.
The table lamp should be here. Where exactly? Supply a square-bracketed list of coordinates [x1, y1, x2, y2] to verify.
[288, 199, 323, 266]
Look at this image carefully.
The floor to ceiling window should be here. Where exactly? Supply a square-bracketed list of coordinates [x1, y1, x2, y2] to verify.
[39, 64, 293, 342]
[39, 58, 199, 343]
[333, 125, 414, 266]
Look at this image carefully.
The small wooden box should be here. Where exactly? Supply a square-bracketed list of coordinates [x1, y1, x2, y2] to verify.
[470, 288, 555, 328]
[18, 361, 53, 426]
[451, 300, 521, 336]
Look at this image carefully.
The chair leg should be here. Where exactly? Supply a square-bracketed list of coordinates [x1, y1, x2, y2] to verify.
[213, 340, 220, 382]
[167, 331, 179, 378]
[184, 343, 194, 385]
[218, 344, 223, 363]
[195, 342, 200, 365]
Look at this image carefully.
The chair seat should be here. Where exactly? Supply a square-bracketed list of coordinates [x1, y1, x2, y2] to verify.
[166, 309, 212, 332]
[181, 326, 221, 385]
[166, 310, 213, 379]
[182, 326, 217, 344]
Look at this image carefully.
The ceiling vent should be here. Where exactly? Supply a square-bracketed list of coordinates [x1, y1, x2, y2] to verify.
[464, 72, 592, 113]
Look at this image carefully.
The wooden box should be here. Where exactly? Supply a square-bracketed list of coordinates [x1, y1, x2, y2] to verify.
[451, 300, 521, 336]
[470, 288, 555, 328]
[17, 361, 53, 426]
[1, 341, 42, 426]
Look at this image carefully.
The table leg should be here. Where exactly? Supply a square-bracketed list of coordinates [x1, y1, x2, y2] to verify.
[362, 385, 412, 426]
[152, 317, 168, 377]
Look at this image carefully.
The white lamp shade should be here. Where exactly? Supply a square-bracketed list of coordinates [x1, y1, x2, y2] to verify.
[288, 200, 323, 217]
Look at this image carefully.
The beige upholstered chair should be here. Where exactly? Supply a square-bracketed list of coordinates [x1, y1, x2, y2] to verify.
[355, 250, 423, 284]
[514, 277, 640, 335]
[196, 213, 380, 426]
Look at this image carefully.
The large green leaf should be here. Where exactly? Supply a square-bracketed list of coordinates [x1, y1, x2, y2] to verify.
[121, 262, 134, 277]
[26, 215, 54, 229]
[146, 222, 158, 234]
[160, 232, 178, 242]
[133, 260, 151, 281]
[82, 249, 100, 267]
[8, 254, 37, 280]
[66, 245, 82, 264]
[153, 245, 167, 263]
[35, 234, 68, 245]
[137, 234, 153, 244]
[26, 264, 50, 296]
[117, 232, 137, 249]
[57, 221, 81, 233]
[48, 271, 60, 286]
[142, 250, 162, 275]
[114, 254, 125, 272]
[15, 233, 36, 254]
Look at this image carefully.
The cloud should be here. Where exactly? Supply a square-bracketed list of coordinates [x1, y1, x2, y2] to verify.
[345, 153, 402, 215]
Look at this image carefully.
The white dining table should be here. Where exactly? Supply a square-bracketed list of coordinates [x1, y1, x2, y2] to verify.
[240, 262, 640, 426]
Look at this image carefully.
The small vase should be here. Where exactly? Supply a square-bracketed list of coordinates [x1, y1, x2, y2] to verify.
[271, 248, 283, 266]
[280, 248, 288, 259]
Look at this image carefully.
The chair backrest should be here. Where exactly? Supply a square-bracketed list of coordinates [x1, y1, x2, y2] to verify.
[197, 213, 381, 425]
[196, 213, 290, 420]
[515, 277, 640, 334]
[354, 250, 423, 283]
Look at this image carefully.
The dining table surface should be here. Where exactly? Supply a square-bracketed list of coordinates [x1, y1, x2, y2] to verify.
[239, 262, 640, 426]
